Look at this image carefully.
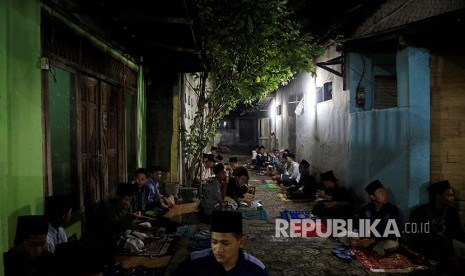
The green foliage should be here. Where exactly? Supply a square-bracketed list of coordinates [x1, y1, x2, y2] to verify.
[182, 0, 323, 184]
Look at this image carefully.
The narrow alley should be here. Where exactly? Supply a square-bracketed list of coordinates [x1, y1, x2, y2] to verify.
[217, 152, 415, 276]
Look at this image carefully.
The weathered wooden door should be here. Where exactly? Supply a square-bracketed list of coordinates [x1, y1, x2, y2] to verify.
[80, 76, 121, 208]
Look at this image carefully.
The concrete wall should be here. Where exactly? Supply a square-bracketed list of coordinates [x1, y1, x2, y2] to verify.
[270, 46, 349, 182]
[0, 1, 43, 273]
[267, 45, 430, 221]
[347, 48, 430, 220]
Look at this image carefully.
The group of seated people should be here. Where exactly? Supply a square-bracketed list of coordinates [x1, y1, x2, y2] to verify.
[4, 202, 269, 276]
[199, 153, 256, 223]
[4, 196, 106, 276]
[251, 145, 279, 171]
[3, 164, 184, 276]
[260, 151, 465, 273]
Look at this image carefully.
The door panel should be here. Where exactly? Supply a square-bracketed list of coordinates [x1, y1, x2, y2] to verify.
[80, 76, 100, 207]
[100, 82, 119, 200]
[80, 76, 121, 208]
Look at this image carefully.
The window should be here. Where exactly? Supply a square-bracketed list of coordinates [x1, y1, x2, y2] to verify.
[316, 81, 333, 104]
[276, 104, 282, 116]
[374, 76, 397, 109]
[46, 67, 79, 209]
[323, 81, 332, 101]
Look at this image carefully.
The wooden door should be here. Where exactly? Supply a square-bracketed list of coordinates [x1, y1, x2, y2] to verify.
[80, 76, 121, 208]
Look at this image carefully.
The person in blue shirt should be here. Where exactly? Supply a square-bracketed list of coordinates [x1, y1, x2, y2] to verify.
[173, 211, 268, 275]
[147, 165, 171, 210]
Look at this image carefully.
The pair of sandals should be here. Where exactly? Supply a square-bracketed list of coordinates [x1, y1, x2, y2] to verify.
[331, 246, 355, 262]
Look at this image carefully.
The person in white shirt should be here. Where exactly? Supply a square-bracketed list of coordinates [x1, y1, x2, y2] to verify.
[278, 153, 300, 188]
[44, 195, 72, 253]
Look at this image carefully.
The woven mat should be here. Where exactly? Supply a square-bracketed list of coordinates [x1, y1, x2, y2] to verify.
[352, 248, 425, 273]
[263, 179, 278, 184]
[265, 183, 280, 190]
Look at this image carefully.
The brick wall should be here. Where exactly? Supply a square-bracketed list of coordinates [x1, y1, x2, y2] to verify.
[430, 52, 465, 219]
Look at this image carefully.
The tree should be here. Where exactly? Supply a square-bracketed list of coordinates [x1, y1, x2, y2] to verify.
[182, 0, 323, 185]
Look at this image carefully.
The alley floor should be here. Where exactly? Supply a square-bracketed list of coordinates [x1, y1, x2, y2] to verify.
[222, 153, 421, 276]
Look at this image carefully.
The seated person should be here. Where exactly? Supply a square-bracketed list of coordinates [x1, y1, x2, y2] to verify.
[255, 146, 269, 169]
[92, 183, 161, 251]
[351, 180, 401, 256]
[4, 215, 53, 276]
[275, 153, 300, 187]
[200, 163, 228, 222]
[226, 167, 254, 206]
[409, 180, 465, 273]
[197, 155, 215, 183]
[173, 211, 269, 275]
[216, 154, 224, 164]
[148, 165, 174, 210]
[251, 145, 259, 165]
[44, 195, 72, 253]
[131, 168, 151, 214]
[312, 170, 352, 219]
[226, 157, 239, 180]
[208, 146, 218, 157]
[286, 160, 317, 200]
[269, 150, 280, 166]
[271, 149, 289, 176]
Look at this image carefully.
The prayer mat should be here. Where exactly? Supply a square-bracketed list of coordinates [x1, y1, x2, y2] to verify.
[144, 209, 165, 218]
[265, 183, 280, 190]
[263, 179, 277, 184]
[352, 248, 427, 273]
[279, 210, 314, 220]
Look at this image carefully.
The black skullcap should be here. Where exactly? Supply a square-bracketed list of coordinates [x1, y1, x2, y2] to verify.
[229, 157, 238, 163]
[213, 163, 225, 175]
[134, 167, 147, 177]
[216, 154, 223, 161]
[207, 155, 216, 162]
[365, 179, 384, 195]
[15, 215, 48, 243]
[287, 153, 295, 159]
[211, 211, 242, 234]
[202, 153, 209, 159]
[321, 170, 336, 182]
[428, 180, 451, 195]
[300, 160, 310, 169]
